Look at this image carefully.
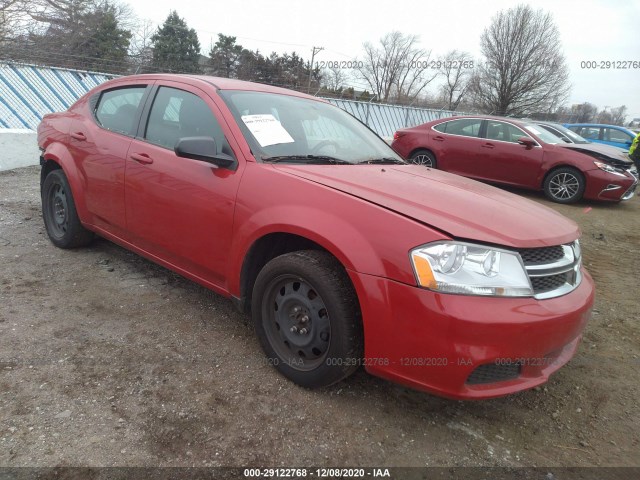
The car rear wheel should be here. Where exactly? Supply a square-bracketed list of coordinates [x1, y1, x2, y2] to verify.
[410, 150, 437, 168]
[252, 250, 363, 388]
[42, 169, 94, 248]
[543, 167, 585, 203]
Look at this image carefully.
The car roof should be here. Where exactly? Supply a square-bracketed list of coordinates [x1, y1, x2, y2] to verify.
[101, 73, 320, 100]
[429, 115, 534, 126]
[531, 120, 564, 128]
[564, 123, 633, 131]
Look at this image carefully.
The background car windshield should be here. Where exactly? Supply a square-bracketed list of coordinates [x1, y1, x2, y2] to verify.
[549, 124, 589, 144]
[220, 91, 404, 164]
[523, 124, 563, 144]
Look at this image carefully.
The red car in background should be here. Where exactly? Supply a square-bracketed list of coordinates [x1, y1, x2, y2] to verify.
[38, 75, 594, 399]
[392, 116, 638, 203]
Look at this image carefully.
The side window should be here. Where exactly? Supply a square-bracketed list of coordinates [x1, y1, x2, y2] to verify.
[605, 128, 632, 143]
[144, 87, 230, 153]
[580, 127, 600, 140]
[438, 119, 482, 138]
[433, 122, 447, 133]
[486, 121, 529, 143]
[95, 87, 146, 135]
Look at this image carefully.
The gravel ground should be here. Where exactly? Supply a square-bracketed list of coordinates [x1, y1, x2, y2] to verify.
[0, 166, 638, 468]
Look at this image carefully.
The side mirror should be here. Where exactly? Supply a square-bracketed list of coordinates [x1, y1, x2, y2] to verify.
[517, 136, 537, 149]
[175, 137, 236, 169]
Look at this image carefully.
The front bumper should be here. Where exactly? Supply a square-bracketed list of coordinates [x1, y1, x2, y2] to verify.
[349, 268, 594, 400]
[583, 168, 637, 201]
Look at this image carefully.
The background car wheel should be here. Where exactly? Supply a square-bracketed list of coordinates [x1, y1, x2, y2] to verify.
[410, 150, 437, 168]
[252, 250, 363, 388]
[543, 167, 585, 203]
[42, 169, 94, 248]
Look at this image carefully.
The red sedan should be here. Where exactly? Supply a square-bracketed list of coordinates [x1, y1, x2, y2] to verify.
[38, 75, 593, 399]
[392, 116, 638, 203]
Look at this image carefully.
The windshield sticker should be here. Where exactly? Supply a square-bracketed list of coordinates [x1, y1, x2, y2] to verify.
[241, 114, 295, 147]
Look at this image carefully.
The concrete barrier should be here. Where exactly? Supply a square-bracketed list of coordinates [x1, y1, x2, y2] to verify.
[0, 129, 40, 171]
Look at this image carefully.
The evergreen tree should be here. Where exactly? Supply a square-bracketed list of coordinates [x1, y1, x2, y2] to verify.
[82, 2, 131, 73]
[151, 11, 201, 73]
[209, 34, 244, 78]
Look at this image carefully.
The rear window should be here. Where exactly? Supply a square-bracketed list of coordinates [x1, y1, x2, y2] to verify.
[434, 118, 482, 138]
[95, 87, 146, 136]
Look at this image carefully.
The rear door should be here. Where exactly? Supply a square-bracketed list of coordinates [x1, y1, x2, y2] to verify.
[124, 81, 244, 287]
[473, 120, 544, 188]
[431, 118, 484, 175]
[69, 85, 149, 236]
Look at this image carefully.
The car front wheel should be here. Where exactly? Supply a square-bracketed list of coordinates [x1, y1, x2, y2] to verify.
[543, 167, 585, 203]
[252, 250, 363, 388]
[42, 169, 94, 248]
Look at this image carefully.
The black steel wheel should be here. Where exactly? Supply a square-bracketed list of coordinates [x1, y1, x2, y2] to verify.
[42, 169, 93, 248]
[252, 250, 363, 388]
[543, 167, 585, 203]
[410, 149, 437, 168]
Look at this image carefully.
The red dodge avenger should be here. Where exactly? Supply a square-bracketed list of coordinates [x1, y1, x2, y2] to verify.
[38, 75, 594, 399]
[392, 116, 637, 203]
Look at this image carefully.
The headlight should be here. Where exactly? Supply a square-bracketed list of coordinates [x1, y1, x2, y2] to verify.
[410, 242, 533, 297]
[594, 161, 627, 177]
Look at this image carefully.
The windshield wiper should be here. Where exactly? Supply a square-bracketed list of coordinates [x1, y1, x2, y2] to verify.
[356, 157, 406, 165]
[262, 155, 351, 165]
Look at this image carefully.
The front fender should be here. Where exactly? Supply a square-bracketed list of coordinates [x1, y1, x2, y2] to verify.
[226, 163, 450, 297]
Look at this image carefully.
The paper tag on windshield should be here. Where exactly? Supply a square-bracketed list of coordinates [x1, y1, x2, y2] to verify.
[241, 114, 295, 147]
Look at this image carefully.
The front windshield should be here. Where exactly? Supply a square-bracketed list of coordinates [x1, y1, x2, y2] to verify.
[523, 124, 564, 145]
[219, 90, 405, 164]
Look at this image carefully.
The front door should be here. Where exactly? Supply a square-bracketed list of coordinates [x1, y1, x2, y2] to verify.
[124, 82, 244, 287]
[474, 120, 544, 188]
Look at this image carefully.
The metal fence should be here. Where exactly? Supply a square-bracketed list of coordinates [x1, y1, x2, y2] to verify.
[0, 62, 466, 135]
[323, 98, 464, 138]
[0, 63, 115, 129]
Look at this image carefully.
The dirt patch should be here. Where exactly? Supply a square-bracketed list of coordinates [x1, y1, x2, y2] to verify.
[0, 166, 638, 467]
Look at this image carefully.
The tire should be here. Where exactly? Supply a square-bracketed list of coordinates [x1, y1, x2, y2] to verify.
[410, 149, 437, 168]
[42, 169, 94, 248]
[543, 167, 585, 204]
[251, 250, 363, 388]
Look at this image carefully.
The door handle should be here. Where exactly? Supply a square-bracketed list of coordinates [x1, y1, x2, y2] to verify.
[130, 153, 153, 165]
[433, 136, 445, 142]
[481, 143, 495, 149]
[70, 132, 86, 141]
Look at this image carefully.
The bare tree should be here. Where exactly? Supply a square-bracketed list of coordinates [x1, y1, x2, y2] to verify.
[471, 4, 570, 116]
[129, 17, 154, 72]
[610, 105, 627, 126]
[356, 31, 438, 103]
[571, 102, 598, 123]
[1, 0, 32, 43]
[438, 50, 473, 111]
[322, 65, 348, 92]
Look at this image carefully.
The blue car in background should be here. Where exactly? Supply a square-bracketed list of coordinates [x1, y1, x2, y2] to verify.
[564, 123, 636, 151]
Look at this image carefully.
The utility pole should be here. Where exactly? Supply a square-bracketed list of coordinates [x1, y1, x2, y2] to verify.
[307, 46, 324, 93]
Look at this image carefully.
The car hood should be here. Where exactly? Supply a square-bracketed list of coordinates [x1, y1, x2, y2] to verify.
[274, 164, 579, 248]
[555, 143, 633, 167]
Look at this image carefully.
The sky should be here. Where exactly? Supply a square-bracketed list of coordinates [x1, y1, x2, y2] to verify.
[129, 0, 640, 120]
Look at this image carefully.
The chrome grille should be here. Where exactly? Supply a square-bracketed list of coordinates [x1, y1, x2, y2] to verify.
[531, 272, 572, 294]
[518, 242, 582, 299]
[518, 246, 564, 265]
